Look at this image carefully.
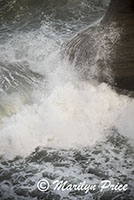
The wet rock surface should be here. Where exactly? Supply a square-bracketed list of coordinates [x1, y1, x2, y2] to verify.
[63, 0, 134, 92]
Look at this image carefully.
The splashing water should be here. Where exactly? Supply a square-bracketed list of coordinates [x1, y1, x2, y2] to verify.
[0, 1, 133, 199]
[0, 23, 134, 158]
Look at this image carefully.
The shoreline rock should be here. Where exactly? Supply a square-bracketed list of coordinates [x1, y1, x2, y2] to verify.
[63, 0, 134, 92]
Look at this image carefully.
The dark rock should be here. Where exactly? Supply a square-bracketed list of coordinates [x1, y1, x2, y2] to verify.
[63, 0, 134, 92]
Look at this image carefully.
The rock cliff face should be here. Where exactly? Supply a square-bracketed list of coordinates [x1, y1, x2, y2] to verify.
[64, 0, 134, 91]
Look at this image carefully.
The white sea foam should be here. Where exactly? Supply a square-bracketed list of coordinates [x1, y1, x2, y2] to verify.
[0, 23, 134, 158]
[0, 63, 134, 158]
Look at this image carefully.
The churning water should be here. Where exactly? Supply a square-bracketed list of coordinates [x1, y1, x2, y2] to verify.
[0, 0, 134, 199]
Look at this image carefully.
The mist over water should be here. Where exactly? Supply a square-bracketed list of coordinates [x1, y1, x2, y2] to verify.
[0, 0, 134, 199]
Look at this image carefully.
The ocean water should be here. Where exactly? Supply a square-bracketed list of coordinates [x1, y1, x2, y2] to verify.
[0, 0, 134, 199]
